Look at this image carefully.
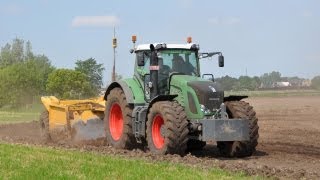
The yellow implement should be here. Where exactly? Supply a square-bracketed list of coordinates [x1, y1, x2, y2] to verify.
[41, 96, 105, 129]
[40, 96, 105, 141]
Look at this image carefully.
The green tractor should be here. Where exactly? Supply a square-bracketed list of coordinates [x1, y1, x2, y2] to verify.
[104, 37, 259, 157]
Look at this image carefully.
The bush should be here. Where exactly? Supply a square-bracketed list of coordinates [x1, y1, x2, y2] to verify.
[46, 69, 93, 99]
[0, 59, 53, 107]
[311, 76, 320, 90]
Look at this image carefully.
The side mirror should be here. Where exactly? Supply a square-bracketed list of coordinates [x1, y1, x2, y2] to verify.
[218, 55, 224, 67]
[137, 53, 145, 66]
[202, 73, 214, 82]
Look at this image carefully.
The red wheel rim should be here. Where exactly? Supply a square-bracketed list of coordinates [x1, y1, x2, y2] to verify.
[109, 103, 123, 141]
[152, 114, 164, 149]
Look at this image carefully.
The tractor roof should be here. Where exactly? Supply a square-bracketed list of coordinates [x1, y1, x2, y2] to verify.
[135, 43, 197, 51]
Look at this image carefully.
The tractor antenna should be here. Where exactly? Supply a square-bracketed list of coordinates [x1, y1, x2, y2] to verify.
[112, 27, 117, 82]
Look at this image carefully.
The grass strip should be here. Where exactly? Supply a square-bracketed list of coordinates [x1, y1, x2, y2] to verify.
[0, 143, 255, 180]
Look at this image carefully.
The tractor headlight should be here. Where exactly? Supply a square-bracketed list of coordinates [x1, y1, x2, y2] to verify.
[200, 104, 211, 115]
[200, 104, 206, 111]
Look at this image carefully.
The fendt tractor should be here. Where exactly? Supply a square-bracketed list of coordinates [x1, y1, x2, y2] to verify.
[40, 36, 259, 157]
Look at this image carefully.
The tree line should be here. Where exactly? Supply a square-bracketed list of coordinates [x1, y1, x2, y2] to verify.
[215, 71, 320, 91]
[1, 38, 320, 108]
[0, 38, 104, 108]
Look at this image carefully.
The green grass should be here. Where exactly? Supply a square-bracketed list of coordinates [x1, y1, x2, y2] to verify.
[0, 103, 43, 124]
[0, 143, 256, 180]
[225, 89, 320, 97]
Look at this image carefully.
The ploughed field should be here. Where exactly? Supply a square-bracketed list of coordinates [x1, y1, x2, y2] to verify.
[0, 96, 319, 179]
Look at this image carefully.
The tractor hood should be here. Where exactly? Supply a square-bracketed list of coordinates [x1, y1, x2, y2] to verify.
[169, 75, 224, 117]
[187, 80, 224, 111]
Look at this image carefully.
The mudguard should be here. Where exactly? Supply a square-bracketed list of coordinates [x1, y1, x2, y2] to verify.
[104, 79, 145, 104]
[147, 95, 178, 110]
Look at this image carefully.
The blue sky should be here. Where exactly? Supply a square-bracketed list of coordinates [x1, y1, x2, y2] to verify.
[0, 0, 319, 83]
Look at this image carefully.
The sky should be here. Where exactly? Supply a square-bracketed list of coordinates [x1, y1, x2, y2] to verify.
[0, 0, 319, 83]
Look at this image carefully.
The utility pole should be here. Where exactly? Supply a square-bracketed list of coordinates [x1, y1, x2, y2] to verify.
[112, 27, 117, 82]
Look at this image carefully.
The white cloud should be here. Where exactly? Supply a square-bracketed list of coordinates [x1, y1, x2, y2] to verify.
[71, 16, 120, 27]
[208, 17, 241, 26]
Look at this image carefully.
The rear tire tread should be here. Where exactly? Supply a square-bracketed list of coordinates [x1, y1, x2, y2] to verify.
[146, 101, 189, 155]
[217, 101, 259, 157]
[104, 87, 136, 149]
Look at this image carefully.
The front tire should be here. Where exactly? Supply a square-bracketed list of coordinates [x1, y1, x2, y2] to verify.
[217, 101, 259, 157]
[104, 88, 136, 149]
[146, 101, 189, 155]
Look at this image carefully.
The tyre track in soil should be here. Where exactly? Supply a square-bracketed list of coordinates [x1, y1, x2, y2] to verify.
[0, 96, 320, 179]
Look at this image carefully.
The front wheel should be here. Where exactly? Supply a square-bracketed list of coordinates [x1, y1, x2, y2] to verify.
[146, 101, 189, 155]
[104, 88, 136, 149]
[217, 101, 259, 157]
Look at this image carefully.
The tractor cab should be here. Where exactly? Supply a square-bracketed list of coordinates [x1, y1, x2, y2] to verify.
[133, 43, 201, 98]
[134, 45, 200, 76]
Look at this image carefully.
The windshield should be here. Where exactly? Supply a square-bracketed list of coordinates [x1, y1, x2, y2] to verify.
[137, 49, 199, 77]
[159, 49, 199, 76]
[135, 49, 199, 96]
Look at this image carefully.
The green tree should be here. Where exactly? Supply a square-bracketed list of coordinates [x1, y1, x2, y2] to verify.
[46, 69, 92, 99]
[253, 76, 261, 88]
[311, 76, 320, 90]
[216, 75, 238, 91]
[0, 38, 33, 68]
[0, 43, 12, 68]
[0, 63, 35, 107]
[260, 71, 281, 88]
[0, 58, 54, 107]
[11, 38, 24, 63]
[0, 39, 54, 107]
[25, 40, 34, 60]
[28, 55, 55, 94]
[233, 76, 258, 91]
[75, 58, 105, 96]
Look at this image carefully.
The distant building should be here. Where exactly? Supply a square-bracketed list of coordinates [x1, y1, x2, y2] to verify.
[273, 82, 291, 88]
[301, 79, 311, 87]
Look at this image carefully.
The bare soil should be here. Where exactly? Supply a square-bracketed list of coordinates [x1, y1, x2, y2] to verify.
[0, 96, 319, 179]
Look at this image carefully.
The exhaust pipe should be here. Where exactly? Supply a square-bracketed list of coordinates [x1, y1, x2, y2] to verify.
[149, 44, 158, 99]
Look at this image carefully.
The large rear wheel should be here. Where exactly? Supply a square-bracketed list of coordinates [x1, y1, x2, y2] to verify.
[146, 101, 189, 155]
[217, 101, 259, 157]
[104, 88, 136, 149]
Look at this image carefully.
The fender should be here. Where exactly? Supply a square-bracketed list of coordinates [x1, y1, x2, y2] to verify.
[147, 94, 178, 110]
[104, 81, 135, 104]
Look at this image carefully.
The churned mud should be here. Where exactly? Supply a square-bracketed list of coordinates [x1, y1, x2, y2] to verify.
[1, 96, 320, 179]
